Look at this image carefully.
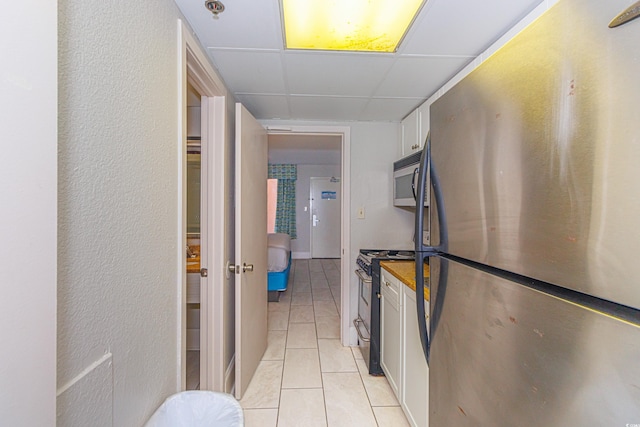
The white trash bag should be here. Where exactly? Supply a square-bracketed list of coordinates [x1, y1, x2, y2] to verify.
[145, 391, 243, 427]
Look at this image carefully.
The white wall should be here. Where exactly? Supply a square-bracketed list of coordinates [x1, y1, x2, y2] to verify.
[57, 0, 189, 424]
[293, 164, 342, 257]
[0, 1, 57, 425]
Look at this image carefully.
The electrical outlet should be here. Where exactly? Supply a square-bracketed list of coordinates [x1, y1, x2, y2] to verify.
[357, 207, 365, 219]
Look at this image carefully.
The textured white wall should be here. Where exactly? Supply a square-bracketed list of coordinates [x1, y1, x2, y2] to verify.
[58, 0, 185, 424]
[0, 1, 57, 425]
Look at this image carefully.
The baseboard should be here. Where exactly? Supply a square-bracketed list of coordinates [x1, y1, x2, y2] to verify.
[292, 251, 311, 259]
[224, 355, 235, 394]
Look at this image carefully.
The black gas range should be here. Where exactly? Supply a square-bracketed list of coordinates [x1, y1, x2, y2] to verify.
[354, 249, 414, 375]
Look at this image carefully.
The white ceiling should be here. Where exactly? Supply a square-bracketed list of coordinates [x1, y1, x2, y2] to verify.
[175, 0, 544, 122]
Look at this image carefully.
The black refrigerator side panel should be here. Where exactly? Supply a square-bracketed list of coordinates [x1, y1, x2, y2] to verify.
[429, 257, 640, 427]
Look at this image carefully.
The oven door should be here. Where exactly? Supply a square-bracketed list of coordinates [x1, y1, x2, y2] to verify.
[354, 268, 372, 364]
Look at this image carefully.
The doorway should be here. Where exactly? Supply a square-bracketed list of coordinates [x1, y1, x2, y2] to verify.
[185, 83, 202, 390]
[179, 21, 229, 392]
[267, 127, 352, 345]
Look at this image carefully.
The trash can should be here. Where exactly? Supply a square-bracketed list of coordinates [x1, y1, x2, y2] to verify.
[145, 391, 244, 427]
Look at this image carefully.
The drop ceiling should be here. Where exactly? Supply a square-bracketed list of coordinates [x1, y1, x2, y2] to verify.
[175, 0, 544, 122]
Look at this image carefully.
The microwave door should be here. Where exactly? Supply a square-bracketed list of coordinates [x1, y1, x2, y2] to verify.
[394, 167, 417, 206]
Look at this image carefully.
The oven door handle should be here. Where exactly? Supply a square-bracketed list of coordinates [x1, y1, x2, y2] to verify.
[355, 269, 372, 283]
[353, 317, 371, 342]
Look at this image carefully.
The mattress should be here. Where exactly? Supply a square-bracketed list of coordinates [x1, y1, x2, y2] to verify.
[268, 233, 291, 272]
[268, 233, 291, 251]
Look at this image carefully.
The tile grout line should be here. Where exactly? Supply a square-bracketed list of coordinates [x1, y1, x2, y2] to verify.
[315, 259, 330, 427]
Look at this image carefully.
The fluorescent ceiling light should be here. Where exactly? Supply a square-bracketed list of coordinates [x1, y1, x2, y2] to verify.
[282, 0, 424, 53]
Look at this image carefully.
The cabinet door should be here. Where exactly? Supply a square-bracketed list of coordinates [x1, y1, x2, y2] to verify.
[402, 287, 429, 427]
[401, 109, 419, 157]
[380, 269, 402, 398]
[418, 103, 430, 151]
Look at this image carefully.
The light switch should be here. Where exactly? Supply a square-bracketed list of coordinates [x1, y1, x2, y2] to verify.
[357, 207, 365, 219]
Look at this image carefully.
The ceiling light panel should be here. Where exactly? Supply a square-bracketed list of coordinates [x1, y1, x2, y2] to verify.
[282, 0, 424, 52]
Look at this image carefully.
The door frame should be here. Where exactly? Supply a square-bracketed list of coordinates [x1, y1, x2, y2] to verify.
[178, 20, 228, 391]
[266, 126, 352, 346]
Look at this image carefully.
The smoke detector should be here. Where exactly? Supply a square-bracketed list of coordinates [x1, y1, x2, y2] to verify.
[205, 0, 225, 17]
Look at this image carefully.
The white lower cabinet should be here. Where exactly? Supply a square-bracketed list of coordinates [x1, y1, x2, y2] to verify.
[381, 266, 429, 427]
[380, 269, 402, 397]
[402, 287, 429, 427]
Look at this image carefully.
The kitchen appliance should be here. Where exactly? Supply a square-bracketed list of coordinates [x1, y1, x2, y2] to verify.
[354, 249, 414, 375]
[393, 151, 428, 207]
[413, 0, 640, 425]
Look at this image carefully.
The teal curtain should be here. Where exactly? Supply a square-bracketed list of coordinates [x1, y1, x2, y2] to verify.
[268, 164, 297, 239]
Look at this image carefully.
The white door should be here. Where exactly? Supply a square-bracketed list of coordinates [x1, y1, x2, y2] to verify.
[311, 177, 341, 258]
[234, 103, 268, 399]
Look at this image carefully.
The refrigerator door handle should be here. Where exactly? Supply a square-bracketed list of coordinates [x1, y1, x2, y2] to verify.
[415, 133, 448, 254]
[415, 251, 431, 363]
[414, 133, 448, 363]
[414, 136, 433, 363]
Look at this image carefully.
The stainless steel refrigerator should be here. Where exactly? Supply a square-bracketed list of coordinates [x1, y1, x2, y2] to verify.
[413, 0, 640, 425]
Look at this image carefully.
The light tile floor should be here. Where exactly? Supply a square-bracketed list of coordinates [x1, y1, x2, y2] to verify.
[241, 259, 410, 427]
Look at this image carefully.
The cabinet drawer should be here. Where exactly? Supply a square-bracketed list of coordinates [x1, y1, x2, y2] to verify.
[380, 270, 400, 309]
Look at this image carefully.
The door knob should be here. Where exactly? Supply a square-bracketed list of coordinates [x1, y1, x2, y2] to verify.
[242, 263, 254, 272]
[228, 263, 239, 275]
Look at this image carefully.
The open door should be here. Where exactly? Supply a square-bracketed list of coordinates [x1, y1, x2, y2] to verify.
[234, 103, 268, 398]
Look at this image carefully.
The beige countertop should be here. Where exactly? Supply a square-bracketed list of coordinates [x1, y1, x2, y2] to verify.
[380, 260, 430, 301]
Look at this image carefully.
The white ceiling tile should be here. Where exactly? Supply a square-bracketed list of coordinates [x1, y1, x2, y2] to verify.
[360, 98, 424, 122]
[209, 50, 286, 94]
[175, 0, 283, 49]
[176, 0, 550, 122]
[283, 52, 395, 96]
[235, 94, 290, 120]
[288, 96, 369, 121]
[374, 56, 473, 98]
[401, 0, 544, 56]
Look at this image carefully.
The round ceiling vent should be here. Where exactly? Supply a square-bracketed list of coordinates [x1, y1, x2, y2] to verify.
[204, 0, 225, 17]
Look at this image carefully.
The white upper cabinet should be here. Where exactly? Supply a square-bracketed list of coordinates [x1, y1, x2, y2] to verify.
[401, 101, 431, 158]
[401, 109, 419, 157]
